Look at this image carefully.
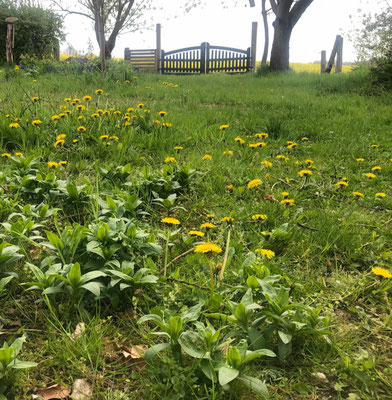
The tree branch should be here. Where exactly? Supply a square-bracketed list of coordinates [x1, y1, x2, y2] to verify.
[269, 0, 277, 14]
[289, 0, 314, 28]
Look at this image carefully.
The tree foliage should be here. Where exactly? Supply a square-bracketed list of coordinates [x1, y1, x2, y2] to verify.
[350, 3, 392, 62]
[0, 0, 64, 63]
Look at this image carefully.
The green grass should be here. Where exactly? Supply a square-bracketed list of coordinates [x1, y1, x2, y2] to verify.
[0, 65, 392, 399]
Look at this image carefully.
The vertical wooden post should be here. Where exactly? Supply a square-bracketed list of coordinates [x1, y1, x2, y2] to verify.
[325, 35, 340, 74]
[5, 17, 18, 64]
[336, 35, 343, 73]
[156, 23, 161, 73]
[161, 49, 165, 74]
[321, 50, 326, 73]
[250, 21, 257, 72]
[200, 42, 206, 74]
[124, 47, 129, 60]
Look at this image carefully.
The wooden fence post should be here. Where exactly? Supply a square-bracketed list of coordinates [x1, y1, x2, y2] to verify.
[156, 23, 161, 73]
[124, 47, 130, 60]
[325, 35, 340, 74]
[200, 42, 206, 74]
[53, 38, 60, 62]
[336, 35, 343, 73]
[321, 50, 326, 73]
[5, 17, 18, 64]
[161, 49, 165, 74]
[250, 21, 257, 72]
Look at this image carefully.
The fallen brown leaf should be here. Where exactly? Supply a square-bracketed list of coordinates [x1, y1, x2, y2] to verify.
[36, 384, 69, 400]
[70, 379, 93, 400]
[116, 343, 148, 367]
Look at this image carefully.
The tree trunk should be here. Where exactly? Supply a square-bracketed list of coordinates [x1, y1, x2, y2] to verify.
[261, 0, 269, 65]
[270, 16, 292, 70]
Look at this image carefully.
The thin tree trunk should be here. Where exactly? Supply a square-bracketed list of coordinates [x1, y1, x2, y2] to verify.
[261, 0, 269, 65]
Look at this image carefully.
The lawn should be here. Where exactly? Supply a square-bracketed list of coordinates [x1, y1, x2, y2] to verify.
[0, 64, 391, 399]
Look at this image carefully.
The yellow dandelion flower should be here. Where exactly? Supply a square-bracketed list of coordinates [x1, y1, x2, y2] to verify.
[280, 199, 295, 206]
[371, 166, 381, 171]
[100, 135, 109, 140]
[219, 124, 229, 130]
[56, 134, 66, 140]
[248, 179, 262, 189]
[77, 126, 86, 132]
[91, 113, 100, 118]
[255, 248, 275, 259]
[365, 173, 376, 179]
[188, 230, 205, 237]
[252, 214, 267, 221]
[76, 105, 86, 111]
[298, 169, 312, 177]
[47, 161, 58, 169]
[1, 153, 11, 158]
[137, 103, 144, 108]
[31, 96, 39, 102]
[287, 143, 297, 149]
[95, 89, 103, 95]
[305, 159, 314, 165]
[261, 160, 272, 168]
[164, 157, 176, 163]
[234, 137, 245, 144]
[276, 155, 289, 160]
[255, 132, 268, 138]
[226, 184, 234, 191]
[14, 152, 23, 157]
[32, 120, 42, 126]
[221, 216, 234, 223]
[353, 191, 364, 198]
[370, 144, 378, 148]
[372, 267, 392, 278]
[206, 214, 215, 219]
[375, 193, 386, 198]
[59, 161, 67, 166]
[194, 243, 222, 253]
[54, 139, 65, 148]
[335, 181, 348, 187]
[202, 154, 212, 160]
[64, 98, 71, 102]
[83, 95, 92, 102]
[174, 146, 183, 151]
[73, 139, 79, 144]
[201, 222, 216, 229]
[159, 111, 167, 117]
[161, 217, 180, 225]
[356, 158, 364, 162]
[301, 137, 309, 141]
[281, 192, 289, 197]
[14, 65, 19, 70]
[224, 150, 233, 155]
[51, 115, 60, 121]
[9, 123, 19, 128]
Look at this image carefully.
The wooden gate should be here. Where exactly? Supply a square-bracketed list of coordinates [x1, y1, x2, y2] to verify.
[160, 42, 251, 74]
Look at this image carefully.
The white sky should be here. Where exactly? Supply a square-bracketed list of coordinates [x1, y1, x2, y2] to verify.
[56, 0, 386, 63]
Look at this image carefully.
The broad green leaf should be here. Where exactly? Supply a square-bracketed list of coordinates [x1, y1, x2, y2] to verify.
[0, 276, 15, 291]
[200, 359, 216, 381]
[0, 348, 14, 367]
[237, 375, 269, 397]
[278, 331, 292, 345]
[81, 282, 101, 297]
[218, 365, 239, 386]
[140, 275, 158, 284]
[66, 182, 78, 198]
[144, 343, 171, 363]
[234, 303, 247, 323]
[246, 275, 259, 289]
[68, 262, 82, 287]
[178, 332, 205, 359]
[181, 302, 204, 322]
[45, 231, 64, 251]
[10, 360, 38, 369]
[80, 270, 107, 284]
[227, 346, 242, 369]
[278, 340, 292, 360]
[242, 349, 276, 364]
